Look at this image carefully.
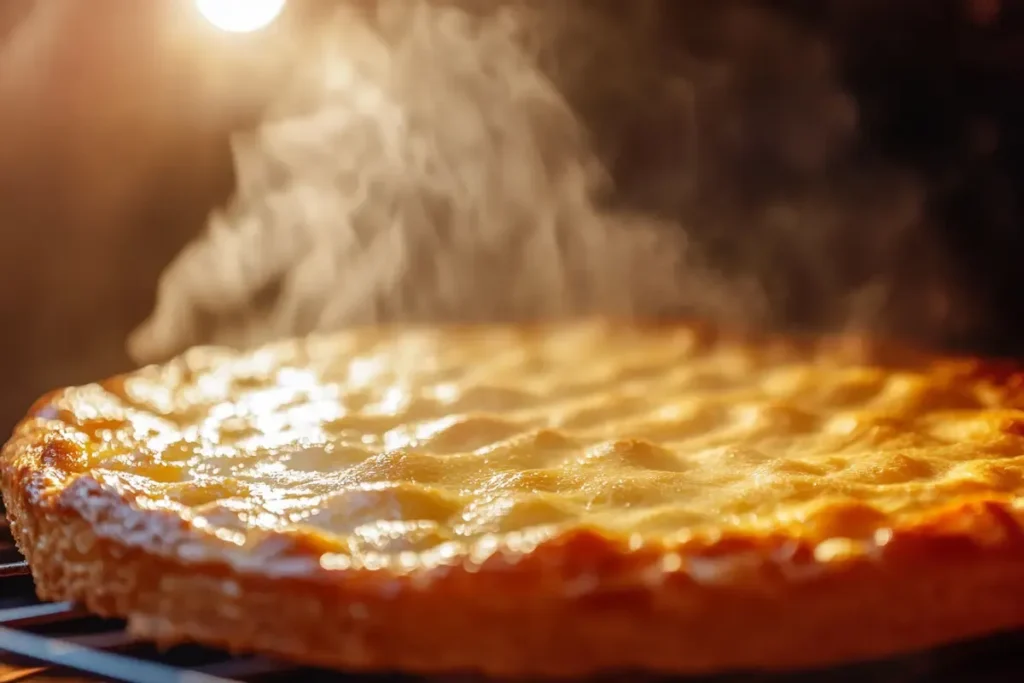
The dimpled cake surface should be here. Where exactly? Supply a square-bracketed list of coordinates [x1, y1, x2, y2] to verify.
[2, 321, 1024, 677]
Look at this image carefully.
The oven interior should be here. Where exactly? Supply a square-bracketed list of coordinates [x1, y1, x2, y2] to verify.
[3, 0, 1024, 680]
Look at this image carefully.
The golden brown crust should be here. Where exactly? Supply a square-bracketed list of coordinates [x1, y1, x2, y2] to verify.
[3, 320, 1024, 677]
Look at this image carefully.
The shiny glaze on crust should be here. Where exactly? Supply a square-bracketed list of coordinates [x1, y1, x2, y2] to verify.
[4, 320, 1024, 587]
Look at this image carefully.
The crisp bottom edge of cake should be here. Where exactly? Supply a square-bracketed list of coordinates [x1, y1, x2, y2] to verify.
[4, 470, 1024, 678]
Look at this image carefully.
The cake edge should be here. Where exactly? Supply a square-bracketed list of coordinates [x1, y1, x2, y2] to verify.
[4, 408, 1024, 676]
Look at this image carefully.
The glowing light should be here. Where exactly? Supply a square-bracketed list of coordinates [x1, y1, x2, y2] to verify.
[195, 0, 286, 33]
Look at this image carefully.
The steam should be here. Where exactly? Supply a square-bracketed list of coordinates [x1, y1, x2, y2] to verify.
[129, 0, 978, 363]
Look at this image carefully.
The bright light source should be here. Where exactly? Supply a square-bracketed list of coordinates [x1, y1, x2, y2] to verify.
[195, 0, 286, 33]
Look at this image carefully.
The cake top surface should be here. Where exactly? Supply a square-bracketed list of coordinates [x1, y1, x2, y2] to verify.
[8, 321, 1024, 574]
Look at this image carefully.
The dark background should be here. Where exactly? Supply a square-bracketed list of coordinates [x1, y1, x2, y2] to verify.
[0, 0, 1023, 436]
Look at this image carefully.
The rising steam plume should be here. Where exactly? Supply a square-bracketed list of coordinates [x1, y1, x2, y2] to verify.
[129, 0, 982, 364]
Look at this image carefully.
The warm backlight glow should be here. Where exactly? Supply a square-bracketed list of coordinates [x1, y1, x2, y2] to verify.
[195, 0, 286, 33]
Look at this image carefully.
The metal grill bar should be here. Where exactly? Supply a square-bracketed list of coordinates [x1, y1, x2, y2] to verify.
[0, 603, 82, 628]
[0, 563, 27, 579]
[0, 627, 235, 683]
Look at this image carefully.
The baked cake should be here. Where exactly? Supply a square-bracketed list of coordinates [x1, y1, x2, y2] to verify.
[2, 321, 1023, 677]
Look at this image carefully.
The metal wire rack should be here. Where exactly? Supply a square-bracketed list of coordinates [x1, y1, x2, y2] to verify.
[1, 498, 1023, 683]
